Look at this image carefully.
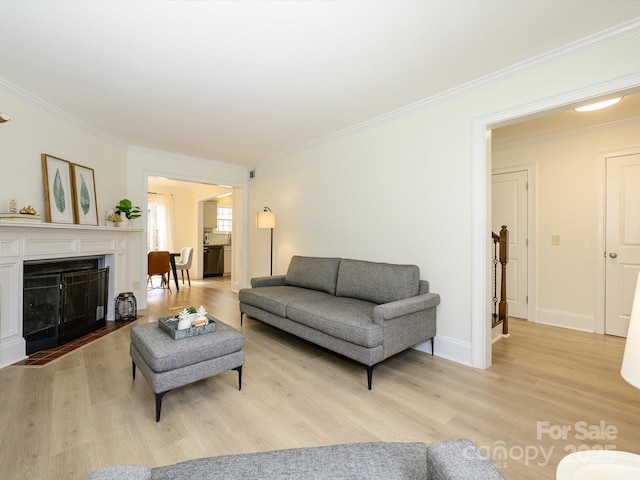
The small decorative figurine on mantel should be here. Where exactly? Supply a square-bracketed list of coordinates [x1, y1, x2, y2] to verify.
[105, 210, 122, 227]
[19, 205, 37, 215]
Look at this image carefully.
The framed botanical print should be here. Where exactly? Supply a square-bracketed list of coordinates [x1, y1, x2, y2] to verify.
[71, 163, 98, 225]
[41, 154, 75, 224]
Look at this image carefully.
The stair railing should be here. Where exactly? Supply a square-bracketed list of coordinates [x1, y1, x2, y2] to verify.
[491, 225, 509, 334]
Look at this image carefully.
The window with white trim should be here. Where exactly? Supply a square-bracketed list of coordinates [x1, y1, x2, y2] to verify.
[216, 206, 232, 232]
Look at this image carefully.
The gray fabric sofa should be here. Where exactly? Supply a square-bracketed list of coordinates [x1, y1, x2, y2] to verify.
[239, 256, 440, 389]
[88, 439, 505, 479]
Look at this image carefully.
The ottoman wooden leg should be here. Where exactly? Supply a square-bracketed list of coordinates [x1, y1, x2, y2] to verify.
[132, 360, 136, 379]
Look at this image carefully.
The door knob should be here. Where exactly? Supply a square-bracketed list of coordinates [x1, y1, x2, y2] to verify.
[609, 252, 618, 258]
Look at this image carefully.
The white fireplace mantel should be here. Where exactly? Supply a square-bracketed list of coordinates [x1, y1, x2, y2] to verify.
[0, 222, 142, 368]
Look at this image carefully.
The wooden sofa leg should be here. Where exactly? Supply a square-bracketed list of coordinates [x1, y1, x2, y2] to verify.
[367, 365, 374, 390]
[431, 337, 434, 355]
[240, 312, 244, 326]
[132, 360, 136, 379]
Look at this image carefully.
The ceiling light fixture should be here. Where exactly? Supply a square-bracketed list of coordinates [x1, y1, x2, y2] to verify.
[0, 113, 12, 123]
[575, 97, 622, 112]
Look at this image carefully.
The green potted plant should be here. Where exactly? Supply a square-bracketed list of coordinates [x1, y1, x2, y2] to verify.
[115, 199, 141, 227]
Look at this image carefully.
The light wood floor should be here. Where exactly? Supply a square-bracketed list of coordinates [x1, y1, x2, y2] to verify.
[1, 277, 639, 479]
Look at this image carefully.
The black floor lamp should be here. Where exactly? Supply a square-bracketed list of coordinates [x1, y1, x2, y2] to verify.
[257, 206, 276, 275]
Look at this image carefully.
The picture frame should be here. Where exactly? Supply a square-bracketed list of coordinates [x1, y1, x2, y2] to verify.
[71, 163, 98, 225]
[41, 154, 75, 224]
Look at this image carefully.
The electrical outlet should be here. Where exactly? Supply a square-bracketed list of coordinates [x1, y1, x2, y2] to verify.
[132, 280, 140, 290]
[552, 235, 560, 246]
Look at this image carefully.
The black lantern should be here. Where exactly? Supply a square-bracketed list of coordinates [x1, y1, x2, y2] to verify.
[115, 292, 137, 321]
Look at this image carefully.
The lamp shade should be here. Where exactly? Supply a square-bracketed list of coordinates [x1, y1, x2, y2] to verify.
[621, 272, 640, 389]
[256, 210, 275, 229]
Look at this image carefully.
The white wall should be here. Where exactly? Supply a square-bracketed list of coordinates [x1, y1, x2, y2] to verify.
[3, 25, 640, 367]
[493, 118, 640, 332]
[0, 82, 148, 300]
[248, 29, 640, 366]
[0, 82, 250, 313]
[0, 83, 128, 223]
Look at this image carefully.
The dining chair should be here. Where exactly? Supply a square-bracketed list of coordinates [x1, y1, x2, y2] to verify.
[147, 251, 171, 290]
[174, 247, 193, 286]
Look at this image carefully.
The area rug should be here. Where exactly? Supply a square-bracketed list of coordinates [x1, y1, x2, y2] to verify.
[12, 321, 131, 366]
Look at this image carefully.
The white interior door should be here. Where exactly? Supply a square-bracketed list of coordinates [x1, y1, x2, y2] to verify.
[492, 170, 528, 319]
[605, 153, 640, 337]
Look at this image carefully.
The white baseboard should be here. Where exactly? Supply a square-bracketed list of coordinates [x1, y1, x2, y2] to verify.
[414, 335, 473, 367]
[0, 337, 27, 369]
[535, 308, 595, 333]
[492, 323, 508, 343]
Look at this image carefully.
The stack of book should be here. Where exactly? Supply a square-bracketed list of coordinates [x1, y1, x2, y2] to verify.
[0, 213, 42, 223]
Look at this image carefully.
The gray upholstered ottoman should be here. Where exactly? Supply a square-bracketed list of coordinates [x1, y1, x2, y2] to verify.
[130, 320, 244, 421]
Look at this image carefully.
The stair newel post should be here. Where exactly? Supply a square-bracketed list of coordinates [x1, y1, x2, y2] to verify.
[499, 225, 509, 334]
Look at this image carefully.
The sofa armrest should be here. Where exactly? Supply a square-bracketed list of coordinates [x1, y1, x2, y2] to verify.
[427, 439, 504, 480]
[373, 292, 440, 324]
[250, 275, 286, 288]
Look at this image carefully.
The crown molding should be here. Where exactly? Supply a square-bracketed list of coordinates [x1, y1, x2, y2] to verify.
[2, 16, 639, 165]
[0, 76, 127, 148]
[265, 17, 640, 164]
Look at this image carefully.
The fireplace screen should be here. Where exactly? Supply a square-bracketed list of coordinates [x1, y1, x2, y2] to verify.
[23, 273, 61, 352]
[23, 257, 109, 354]
[60, 269, 109, 345]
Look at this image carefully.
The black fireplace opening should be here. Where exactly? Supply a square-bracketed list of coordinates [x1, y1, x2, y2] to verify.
[23, 257, 109, 354]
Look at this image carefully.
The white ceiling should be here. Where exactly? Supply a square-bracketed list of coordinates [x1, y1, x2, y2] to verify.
[1, 1, 640, 166]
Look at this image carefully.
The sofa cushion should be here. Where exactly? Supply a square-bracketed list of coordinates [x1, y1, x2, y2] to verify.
[151, 442, 428, 480]
[287, 297, 383, 348]
[87, 465, 151, 480]
[239, 286, 333, 317]
[336, 259, 420, 304]
[284, 256, 341, 295]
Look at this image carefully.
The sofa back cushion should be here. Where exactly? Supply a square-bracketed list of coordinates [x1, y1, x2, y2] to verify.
[284, 256, 341, 295]
[336, 259, 420, 304]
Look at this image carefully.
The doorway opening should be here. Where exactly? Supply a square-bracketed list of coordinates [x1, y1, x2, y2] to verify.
[477, 86, 640, 369]
[146, 176, 242, 293]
